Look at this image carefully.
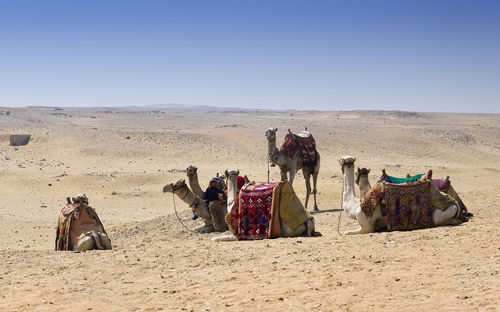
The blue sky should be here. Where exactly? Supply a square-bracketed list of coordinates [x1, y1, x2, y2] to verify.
[0, 0, 499, 112]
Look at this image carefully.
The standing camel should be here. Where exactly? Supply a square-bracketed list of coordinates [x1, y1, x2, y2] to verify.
[265, 128, 320, 211]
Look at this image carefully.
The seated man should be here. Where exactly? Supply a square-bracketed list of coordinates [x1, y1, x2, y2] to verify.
[204, 178, 228, 232]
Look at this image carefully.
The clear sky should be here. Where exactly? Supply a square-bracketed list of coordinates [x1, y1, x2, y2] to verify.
[1, 0, 499, 112]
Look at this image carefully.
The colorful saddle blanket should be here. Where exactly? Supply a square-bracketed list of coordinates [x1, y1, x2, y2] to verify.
[226, 181, 312, 240]
[384, 181, 434, 231]
[280, 131, 318, 167]
[383, 172, 450, 194]
[360, 180, 434, 231]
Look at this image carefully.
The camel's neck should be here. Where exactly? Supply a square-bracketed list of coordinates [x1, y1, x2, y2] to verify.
[174, 186, 211, 220]
[174, 186, 198, 207]
[342, 166, 360, 219]
[358, 177, 371, 198]
[267, 136, 278, 158]
[226, 175, 238, 211]
[187, 173, 204, 198]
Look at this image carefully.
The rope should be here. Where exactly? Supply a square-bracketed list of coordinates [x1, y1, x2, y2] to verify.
[171, 192, 198, 233]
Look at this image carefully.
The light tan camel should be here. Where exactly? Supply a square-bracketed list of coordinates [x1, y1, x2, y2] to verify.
[212, 169, 315, 242]
[163, 180, 228, 233]
[339, 156, 461, 235]
[265, 127, 320, 211]
[186, 165, 204, 198]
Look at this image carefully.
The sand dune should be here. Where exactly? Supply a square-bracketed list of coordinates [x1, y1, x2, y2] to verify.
[0, 107, 499, 311]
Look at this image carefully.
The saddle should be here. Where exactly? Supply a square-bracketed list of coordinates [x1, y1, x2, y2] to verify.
[280, 129, 318, 168]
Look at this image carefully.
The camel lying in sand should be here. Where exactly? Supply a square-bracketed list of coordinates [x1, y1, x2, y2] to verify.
[355, 166, 470, 222]
[55, 194, 112, 252]
[163, 180, 228, 233]
[212, 169, 315, 242]
[340, 156, 462, 235]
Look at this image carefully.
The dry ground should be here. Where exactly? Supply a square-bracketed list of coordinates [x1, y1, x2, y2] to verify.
[0, 107, 499, 311]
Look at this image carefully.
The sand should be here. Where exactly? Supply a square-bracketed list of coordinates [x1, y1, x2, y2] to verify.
[0, 107, 499, 311]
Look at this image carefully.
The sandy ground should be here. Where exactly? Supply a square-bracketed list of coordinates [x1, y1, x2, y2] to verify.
[0, 107, 499, 311]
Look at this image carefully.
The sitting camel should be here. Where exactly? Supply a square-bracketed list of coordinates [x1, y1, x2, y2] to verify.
[265, 127, 320, 211]
[339, 156, 461, 235]
[357, 167, 470, 222]
[355, 167, 372, 198]
[186, 165, 226, 197]
[212, 169, 315, 242]
[163, 180, 228, 233]
[55, 194, 112, 252]
[186, 165, 204, 198]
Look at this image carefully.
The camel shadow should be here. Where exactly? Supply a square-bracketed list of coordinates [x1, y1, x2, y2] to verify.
[310, 208, 342, 215]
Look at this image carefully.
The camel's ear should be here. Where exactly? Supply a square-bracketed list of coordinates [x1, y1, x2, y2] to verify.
[339, 158, 344, 166]
[224, 170, 228, 177]
[353, 156, 356, 162]
[194, 166, 197, 170]
[367, 168, 371, 173]
[357, 167, 360, 173]
[236, 170, 239, 175]
[274, 127, 278, 132]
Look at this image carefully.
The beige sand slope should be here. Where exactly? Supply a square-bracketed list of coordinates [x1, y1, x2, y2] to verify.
[0, 107, 499, 311]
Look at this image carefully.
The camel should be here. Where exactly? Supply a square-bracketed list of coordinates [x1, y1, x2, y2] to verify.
[265, 127, 320, 211]
[55, 194, 112, 252]
[212, 169, 315, 242]
[339, 156, 461, 235]
[163, 179, 228, 233]
[357, 167, 470, 222]
[186, 165, 226, 197]
[355, 167, 371, 198]
[186, 165, 204, 198]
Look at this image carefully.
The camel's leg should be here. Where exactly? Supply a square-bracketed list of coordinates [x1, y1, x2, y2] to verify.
[306, 218, 315, 237]
[98, 232, 112, 250]
[433, 203, 459, 226]
[289, 165, 297, 185]
[312, 171, 319, 211]
[303, 169, 311, 210]
[73, 235, 95, 252]
[212, 234, 238, 242]
[345, 208, 376, 235]
[280, 167, 288, 182]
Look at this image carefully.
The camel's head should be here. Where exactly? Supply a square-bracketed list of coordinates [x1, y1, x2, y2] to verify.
[224, 169, 239, 178]
[355, 167, 371, 185]
[162, 179, 186, 193]
[264, 127, 277, 140]
[186, 165, 198, 177]
[339, 156, 356, 174]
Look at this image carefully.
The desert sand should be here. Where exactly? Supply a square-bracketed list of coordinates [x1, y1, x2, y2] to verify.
[0, 107, 499, 311]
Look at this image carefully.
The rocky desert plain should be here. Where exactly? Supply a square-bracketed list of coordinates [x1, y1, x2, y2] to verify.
[0, 106, 499, 311]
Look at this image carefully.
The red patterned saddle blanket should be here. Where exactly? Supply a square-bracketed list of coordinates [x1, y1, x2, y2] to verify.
[226, 182, 282, 240]
[280, 131, 318, 166]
